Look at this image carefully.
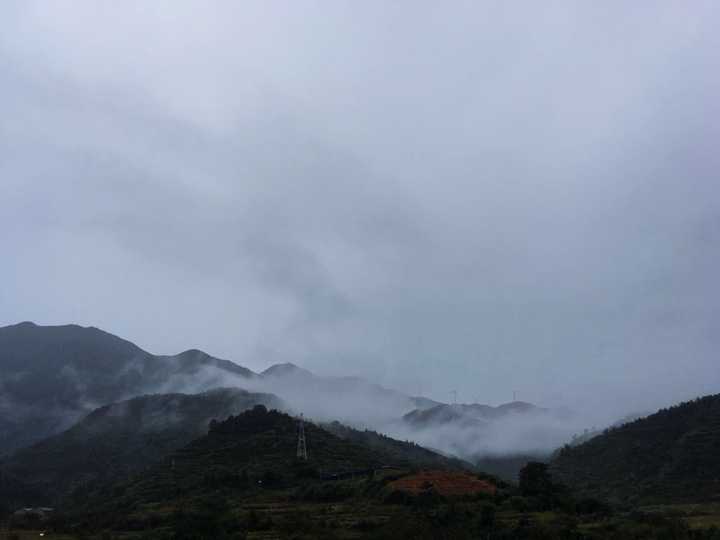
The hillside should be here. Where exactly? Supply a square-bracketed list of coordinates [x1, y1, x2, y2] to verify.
[550, 393, 720, 504]
[41, 403, 720, 540]
[473, 453, 549, 483]
[0, 388, 282, 507]
[77, 405, 469, 515]
[322, 420, 471, 471]
[0, 322, 255, 455]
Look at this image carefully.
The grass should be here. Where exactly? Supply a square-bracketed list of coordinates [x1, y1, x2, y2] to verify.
[639, 503, 720, 530]
[2, 533, 96, 540]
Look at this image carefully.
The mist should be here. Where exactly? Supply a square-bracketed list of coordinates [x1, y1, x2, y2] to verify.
[2, 2, 720, 434]
[181, 362, 627, 464]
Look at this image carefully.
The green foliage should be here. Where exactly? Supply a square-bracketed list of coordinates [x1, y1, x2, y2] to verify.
[551, 393, 720, 504]
[519, 462, 554, 497]
[8, 391, 720, 540]
[0, 388, 282, 507]
[171, 499, 240, 540]
[479, 502, 496, 528]
[294, 481, 357, 502]
[508, 495, 531, 512]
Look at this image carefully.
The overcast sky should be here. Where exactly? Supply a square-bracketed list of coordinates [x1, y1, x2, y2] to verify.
[1, 1, 718, 416]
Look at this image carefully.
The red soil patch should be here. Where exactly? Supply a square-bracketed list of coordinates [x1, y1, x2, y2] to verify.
[388, 470, 496, 497]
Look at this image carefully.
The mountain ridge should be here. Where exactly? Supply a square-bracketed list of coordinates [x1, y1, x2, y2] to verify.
[550, 393, 720, 504]
[0, 322, 256, 455]
[0, 387, 284, 507]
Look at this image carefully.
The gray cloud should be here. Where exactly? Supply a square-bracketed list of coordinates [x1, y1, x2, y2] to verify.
[1, 1, 719, 421]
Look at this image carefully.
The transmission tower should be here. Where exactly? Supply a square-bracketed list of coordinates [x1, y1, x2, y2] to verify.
[296, 414, 308, 460]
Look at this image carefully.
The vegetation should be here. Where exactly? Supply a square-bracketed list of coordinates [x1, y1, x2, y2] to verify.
[551, 393, 720, 504]
[0, 388, 282, 507]
[68, 405, 467, 514]
[3, 407, 720, 539]
[6, 460, 720, 539]
[3, 325, 720, 538]
[322, 421, 470, 471]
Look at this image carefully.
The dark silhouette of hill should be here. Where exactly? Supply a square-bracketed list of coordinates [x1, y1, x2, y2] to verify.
[322, 420, 471, 470]
[0, 322, 255, 455]
[567, 411, 652, 447]
[80, 405, 470, 514]
[0, 388, 282, 507]
[260, 361, 314, 379]
[550, 393, 720, 504]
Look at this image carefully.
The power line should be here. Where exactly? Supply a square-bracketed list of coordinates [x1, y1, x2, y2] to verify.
[296, 414, 308, 460]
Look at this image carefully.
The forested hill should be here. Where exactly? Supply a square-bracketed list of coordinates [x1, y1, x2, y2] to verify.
[550, 393, 720, 504]
[322, 420, 471, 471]
[0, 388, 283, 508]
[76, 405, 469, 520]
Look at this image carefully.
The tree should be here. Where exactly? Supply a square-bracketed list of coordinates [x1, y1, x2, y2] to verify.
[518, 462, 553, 497]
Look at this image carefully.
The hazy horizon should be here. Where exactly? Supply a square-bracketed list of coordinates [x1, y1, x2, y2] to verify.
[2, 2, 719, 421]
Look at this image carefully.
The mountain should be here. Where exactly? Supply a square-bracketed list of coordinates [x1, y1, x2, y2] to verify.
[400, 401, 562, 481]
[0, 321, 444, 456]
[0, 322, 255, 455]
[260, 361, 313, 379]
[73, 405, 472, 523]
[0, 388, 283, 507]
[157, 348, 256, 379]
[16, 405, 717, 540]
[550, 393, 720, 504]
[567, 411, 652, 447]
[403, 401, 546, 429]
[1, 320, 554, 483]
[256, 362, 442, 429]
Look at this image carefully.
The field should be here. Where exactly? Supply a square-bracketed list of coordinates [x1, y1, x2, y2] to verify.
[387, 470, 496, 497]
[640, 503, 720, 530]
[6, 498, 720, 539]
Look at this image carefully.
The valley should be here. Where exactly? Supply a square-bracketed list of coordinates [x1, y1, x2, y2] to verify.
[1, 323, 719, 539]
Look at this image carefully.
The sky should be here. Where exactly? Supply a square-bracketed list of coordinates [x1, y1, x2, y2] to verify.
[1, 1, 719, 417]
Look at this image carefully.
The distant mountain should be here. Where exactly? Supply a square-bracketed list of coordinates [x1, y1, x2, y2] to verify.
[256, 362, 442, 428]
[400, 401, 563, 481]
[261, 362, 313, 379]
[550, 393, 720, 504]
[0, 322, 255, 455]
[158, 348, 256, 379]
[0, 388, 282, 507]
[403, 401, 546, 429]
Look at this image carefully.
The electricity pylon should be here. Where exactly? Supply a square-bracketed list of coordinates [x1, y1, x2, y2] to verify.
[296, 414, 308, 460]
